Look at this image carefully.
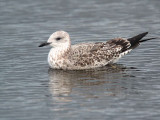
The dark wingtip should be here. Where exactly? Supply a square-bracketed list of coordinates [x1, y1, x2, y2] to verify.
[128, 32, 148, 42]
[128, 32, 149, 49]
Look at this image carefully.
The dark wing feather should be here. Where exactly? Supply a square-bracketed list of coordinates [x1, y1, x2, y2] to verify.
[106, 38, 131, 52]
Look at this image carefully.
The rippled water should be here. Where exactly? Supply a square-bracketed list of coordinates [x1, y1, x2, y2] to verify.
[0, 0, 160, 120]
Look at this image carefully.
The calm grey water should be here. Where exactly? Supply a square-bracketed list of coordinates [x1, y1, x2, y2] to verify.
[0, 0, 160, 120]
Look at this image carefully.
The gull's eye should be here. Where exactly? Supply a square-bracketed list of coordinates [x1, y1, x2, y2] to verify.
[56, 37, 62, 41]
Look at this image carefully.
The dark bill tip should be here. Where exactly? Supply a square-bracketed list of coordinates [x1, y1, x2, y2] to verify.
[38, 42, 51, 47]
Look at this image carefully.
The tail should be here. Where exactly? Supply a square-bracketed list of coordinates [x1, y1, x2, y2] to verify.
[127, 32, 157, 49]
[139, 37, 157, 42]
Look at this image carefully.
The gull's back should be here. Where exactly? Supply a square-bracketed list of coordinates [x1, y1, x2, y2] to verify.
[69, 38, 130, 69]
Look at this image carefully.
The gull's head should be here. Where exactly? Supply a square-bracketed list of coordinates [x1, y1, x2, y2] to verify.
[39, 31, 70, 48]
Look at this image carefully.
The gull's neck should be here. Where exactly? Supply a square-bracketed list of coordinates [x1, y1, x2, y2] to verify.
[49, 42, 71, 60]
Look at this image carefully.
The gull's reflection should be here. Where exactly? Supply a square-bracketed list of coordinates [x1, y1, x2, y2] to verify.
[48, 64, 136, 102]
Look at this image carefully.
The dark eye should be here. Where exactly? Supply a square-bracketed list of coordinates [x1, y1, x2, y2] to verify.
[56, 37, 62, 41]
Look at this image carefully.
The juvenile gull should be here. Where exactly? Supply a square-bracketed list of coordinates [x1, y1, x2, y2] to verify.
[39, 31, 156, 70]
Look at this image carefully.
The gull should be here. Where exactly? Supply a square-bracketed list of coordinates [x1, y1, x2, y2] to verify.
[39, 31, 156, 70]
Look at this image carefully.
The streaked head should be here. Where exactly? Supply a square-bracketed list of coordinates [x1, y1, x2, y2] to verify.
[39, 31, 70, 47]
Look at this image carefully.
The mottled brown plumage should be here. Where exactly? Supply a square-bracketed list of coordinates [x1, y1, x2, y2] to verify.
[68, 38, 130, 69]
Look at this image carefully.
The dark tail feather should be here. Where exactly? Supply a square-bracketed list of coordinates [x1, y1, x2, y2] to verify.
[128, 32, 148, 49]
[140, 37, 157, 42]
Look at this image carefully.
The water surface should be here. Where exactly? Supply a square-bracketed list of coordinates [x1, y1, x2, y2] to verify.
[0, 0, 160, 120]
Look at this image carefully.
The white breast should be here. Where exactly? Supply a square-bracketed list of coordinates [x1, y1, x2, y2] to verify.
[48, 47, 71, 69]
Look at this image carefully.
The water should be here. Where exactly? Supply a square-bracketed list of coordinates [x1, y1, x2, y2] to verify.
[0, 0, 160, 120]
